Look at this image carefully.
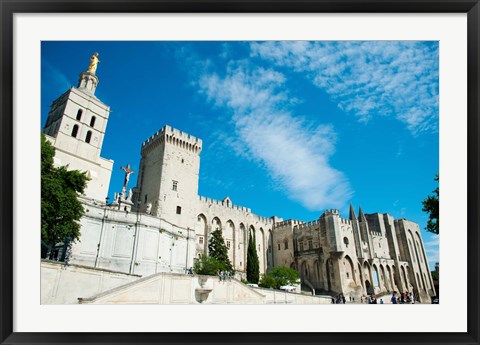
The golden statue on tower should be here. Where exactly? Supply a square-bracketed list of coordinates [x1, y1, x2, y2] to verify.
[87, 52, 100, 74]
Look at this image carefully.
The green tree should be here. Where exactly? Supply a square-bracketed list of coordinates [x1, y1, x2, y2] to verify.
[246, 231, 259, 284]
[259, 266, 300, 289]
[41, 135, 89, 257]
[422, 174, 439, 235]
[193, 254, 224, 276]
[207, 229, 233, 272]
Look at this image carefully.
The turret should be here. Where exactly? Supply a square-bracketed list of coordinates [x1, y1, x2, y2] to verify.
[349, 203, 364, 259]
[349, 203, 357, 221]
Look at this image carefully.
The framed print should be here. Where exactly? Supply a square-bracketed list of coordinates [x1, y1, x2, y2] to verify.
[1, 1, 479, 345]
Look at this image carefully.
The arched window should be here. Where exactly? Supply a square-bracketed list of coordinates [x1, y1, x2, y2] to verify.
[85, 130, 92, 143]
[89, 116, 96, 127]
[71, 124, 79, 138]
[76, 109, 83, 121]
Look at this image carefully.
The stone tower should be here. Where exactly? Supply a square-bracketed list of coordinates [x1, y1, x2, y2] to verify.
[43, 55, 113, 201]
[134, 125, 202, 230]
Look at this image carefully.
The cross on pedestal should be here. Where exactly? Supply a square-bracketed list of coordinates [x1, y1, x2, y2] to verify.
[120, 163, 135, 194]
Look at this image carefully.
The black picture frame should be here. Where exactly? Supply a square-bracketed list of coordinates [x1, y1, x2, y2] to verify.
[1, 1, 479, 344]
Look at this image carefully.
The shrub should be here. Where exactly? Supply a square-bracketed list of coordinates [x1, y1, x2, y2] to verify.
[193, 254, 225, 276]
[258, 266, 300, 289]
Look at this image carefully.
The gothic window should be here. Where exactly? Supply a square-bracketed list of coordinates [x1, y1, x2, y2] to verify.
[76, 109, 83, 121]
[284, 240, 288, 250]
[278, 243, 281, 250]
[85, 130, 92, 143]
[343, 237, 349, 248]
[299, 242, 304, 252]
[308, 240, 313, 250]
[89, 116, 96, 127]
[172, 180, 178, 191]
[176, 206, 182, 214]
[71, 124, 79, 138]
[227, 241, 231, 249]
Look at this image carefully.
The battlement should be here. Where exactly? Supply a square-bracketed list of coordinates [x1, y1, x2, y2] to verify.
[295, 219, 322, 230]
[274, 219, 305, 228]
[198, 196, 273, 225]
[323, 209, 340, 216]
[141, 125, 203, 155]
[199, 196, 251, 214]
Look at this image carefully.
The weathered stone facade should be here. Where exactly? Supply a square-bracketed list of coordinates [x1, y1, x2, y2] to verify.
[271, 207, 435, 303]
[43, 63, 435, 303]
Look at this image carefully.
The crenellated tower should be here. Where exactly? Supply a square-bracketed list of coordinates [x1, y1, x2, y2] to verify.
[134, 125, 202, 230]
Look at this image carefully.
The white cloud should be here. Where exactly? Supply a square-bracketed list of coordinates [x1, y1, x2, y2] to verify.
[198, 63, 352, 210]
[43, 61, 71, 92]
[424, 234, 439, 268]
[250, 41, 439, 135]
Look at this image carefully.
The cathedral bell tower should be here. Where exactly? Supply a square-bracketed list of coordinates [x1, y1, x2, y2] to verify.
[43, 52, 114, 201]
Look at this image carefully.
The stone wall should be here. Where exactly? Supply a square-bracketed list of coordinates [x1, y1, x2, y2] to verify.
[195, 196, 275, 274]
[71, 199, 196, 277]
[41, 260, 141, 304]
[75, 270, 334, 305]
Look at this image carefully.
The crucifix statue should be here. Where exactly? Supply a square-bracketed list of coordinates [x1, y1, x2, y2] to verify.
[120, 163, 135, 196]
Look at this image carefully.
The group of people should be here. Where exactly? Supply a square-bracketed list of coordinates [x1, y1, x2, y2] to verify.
[364, 295, 384, 304]
[356, 290, 415, 304]
[390, 291, 415, 304]
[218, 270, 233, 282]
[333, 295, 347, 304]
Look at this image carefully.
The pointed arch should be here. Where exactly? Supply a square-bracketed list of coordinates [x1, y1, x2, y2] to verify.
[380, 264, 388, 291]
[343, 255, 355, 283]
[225, 220, 235, 264]
[267, 229, 274, 270]
[212, 217, 222, 232]
[372, 264, 380, 287]
[195, 214, 208, 256]
[236, 223, 246, 271]
[326, 258, 334, 291]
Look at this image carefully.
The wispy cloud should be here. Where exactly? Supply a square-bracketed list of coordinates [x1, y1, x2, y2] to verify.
[198, 62, 352, 210]
[250, 41, 439, 135]
[43, 61, 71, 92]
[424, 234, 439, 268]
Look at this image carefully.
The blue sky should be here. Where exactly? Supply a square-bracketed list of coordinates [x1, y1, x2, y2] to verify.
[41, 41, 439, 268]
